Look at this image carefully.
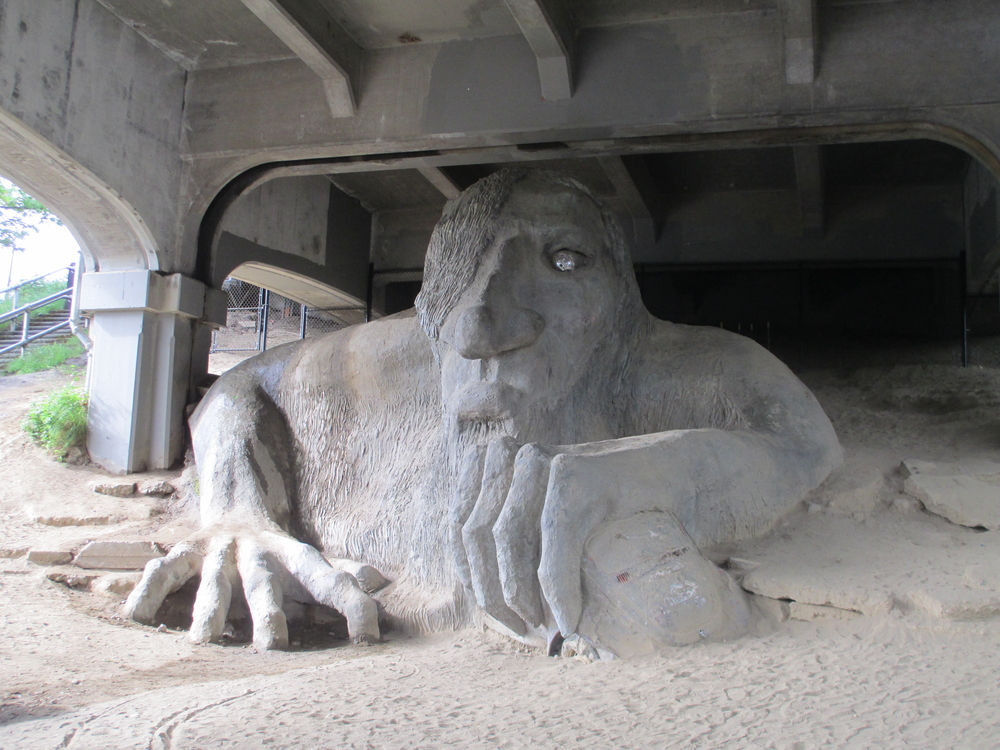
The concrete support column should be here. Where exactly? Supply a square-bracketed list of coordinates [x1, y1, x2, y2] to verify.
[80, 271, 227, 474]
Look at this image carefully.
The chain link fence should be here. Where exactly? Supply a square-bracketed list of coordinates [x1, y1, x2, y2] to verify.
[211, 278, 367, 369]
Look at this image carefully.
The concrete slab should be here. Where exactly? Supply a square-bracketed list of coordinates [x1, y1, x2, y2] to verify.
[962, 563, 1000, 591]
[908, 588, 1000, 620]
[91, 481, 136, 498]
[72, 540, 163, 570]
[137, 480, 174, 497]
[903, 474, 1000, 530]
[901, 458, 1000, 480]
[742, 566, 892, 616]
[45, 567, 101, 589]
[806, 464, 883, 518]
[27, 550, 72, 565]
[733, 510, 1000, 623]
[91, 571, 143, 597]
[24, 492, 156, 528]
[29, 512, 114, 527]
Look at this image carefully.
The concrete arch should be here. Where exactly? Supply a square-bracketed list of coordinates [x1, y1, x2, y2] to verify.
[186, 113, 1000, 297]
[192, 117, 1000, 271]
[227, 261, 366, 310]
[0, 108, 160, 273]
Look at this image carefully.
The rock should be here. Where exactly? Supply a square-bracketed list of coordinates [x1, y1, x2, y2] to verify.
[45, 567, 101, 589]
[346, 564, 389, 594]
[322, 557, 390, 594]
[891, 496, 923, 513]
[901, 457, 1000, 481]
[64, 446, 88, 466]
[27, 550, 72, 566]
[92, 572, 142, 596]
[91, 482, 136, 498]
[900, 458, 937, 479]
[806, 465, 883, 517]
[742, 567, 893, 616]
[30, 514, 114, 527]
[576, 511, 751, 656]
[0, 547, 28, 559]
[903, 474, 1000, 529]
[909, 588, 1000, 620]
[72, 540, 163, 570]
[137, 480, 174, 497]
[788, 602, 861, 621]
[725, 557, 762, 572]
[963, 564, 1000, 592]
[749, 594, 789, 624]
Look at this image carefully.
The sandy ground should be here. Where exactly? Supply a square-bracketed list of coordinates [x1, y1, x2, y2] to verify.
[3, 339, 1000, 748]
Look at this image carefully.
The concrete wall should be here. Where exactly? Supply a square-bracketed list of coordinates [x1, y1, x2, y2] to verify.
[0, 0, 186, 271]
[221, 176, 330, 268]
[216, 177, 371, 302]
[371, 207, 443, 271]
[965, 157, 1000, 295]
[649, 183, 965, 265]
[325, 184, 372, 302]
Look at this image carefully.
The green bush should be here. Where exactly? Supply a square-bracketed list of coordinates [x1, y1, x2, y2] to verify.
[4, 337, 84, 375]
[22, 384, 88, 457]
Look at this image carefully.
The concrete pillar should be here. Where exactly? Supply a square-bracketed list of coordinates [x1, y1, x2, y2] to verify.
[80, 271, 227, 474]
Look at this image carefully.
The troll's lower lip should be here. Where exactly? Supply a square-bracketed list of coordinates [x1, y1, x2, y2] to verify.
[448, 381, 521, 420]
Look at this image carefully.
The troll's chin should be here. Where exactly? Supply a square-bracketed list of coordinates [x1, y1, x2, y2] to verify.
[446, 381, 523, 422]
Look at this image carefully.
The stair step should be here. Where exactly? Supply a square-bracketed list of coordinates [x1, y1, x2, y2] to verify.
[0, 327, 76, 361]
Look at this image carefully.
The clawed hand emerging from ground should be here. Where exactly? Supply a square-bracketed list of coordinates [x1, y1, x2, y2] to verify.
[124, 524, 381, 650]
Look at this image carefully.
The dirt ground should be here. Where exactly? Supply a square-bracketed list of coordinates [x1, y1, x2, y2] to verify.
[3, 337, 1000, 748]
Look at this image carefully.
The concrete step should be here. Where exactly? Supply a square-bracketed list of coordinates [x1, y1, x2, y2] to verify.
[0, 326, 76, 365]
[0, 327, 72, 349]
[0, 313, 71, 341]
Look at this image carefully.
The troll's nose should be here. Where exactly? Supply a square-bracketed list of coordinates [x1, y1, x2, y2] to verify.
[450, 304, 545, 359]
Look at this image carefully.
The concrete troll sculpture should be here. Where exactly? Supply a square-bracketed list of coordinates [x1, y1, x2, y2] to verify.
[125, 168, 841, 658]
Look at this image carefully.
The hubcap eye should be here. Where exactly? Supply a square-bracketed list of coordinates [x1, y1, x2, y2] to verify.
[552, 249, 579, 272]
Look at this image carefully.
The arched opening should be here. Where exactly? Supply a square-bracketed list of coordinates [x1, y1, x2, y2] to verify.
[0, 110, 204, 474]
[0, 177, 79, 287]
[0, 109, 160, 274]
[209, 262, 367, 374]
[0, 175, 85, 369]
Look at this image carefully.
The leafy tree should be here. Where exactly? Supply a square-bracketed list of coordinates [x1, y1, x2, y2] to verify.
[1, 178, 60, 287]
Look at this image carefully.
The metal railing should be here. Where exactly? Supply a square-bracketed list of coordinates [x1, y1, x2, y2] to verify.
[211, 279, 367, 357]
[0, 264, 76, 357]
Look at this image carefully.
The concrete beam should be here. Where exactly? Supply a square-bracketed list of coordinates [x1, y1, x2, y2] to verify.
[502, 0, 574, 100]
[238, 0, 360, 117]
[793, 145, 824, 236]
[416, 166, 462, 201]
[780, 0, 818, 84]
[228, 262, 366, 309]
[598, 155, 658, 251]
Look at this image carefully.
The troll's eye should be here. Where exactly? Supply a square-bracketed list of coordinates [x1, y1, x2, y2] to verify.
[552, 249, 584, 272]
